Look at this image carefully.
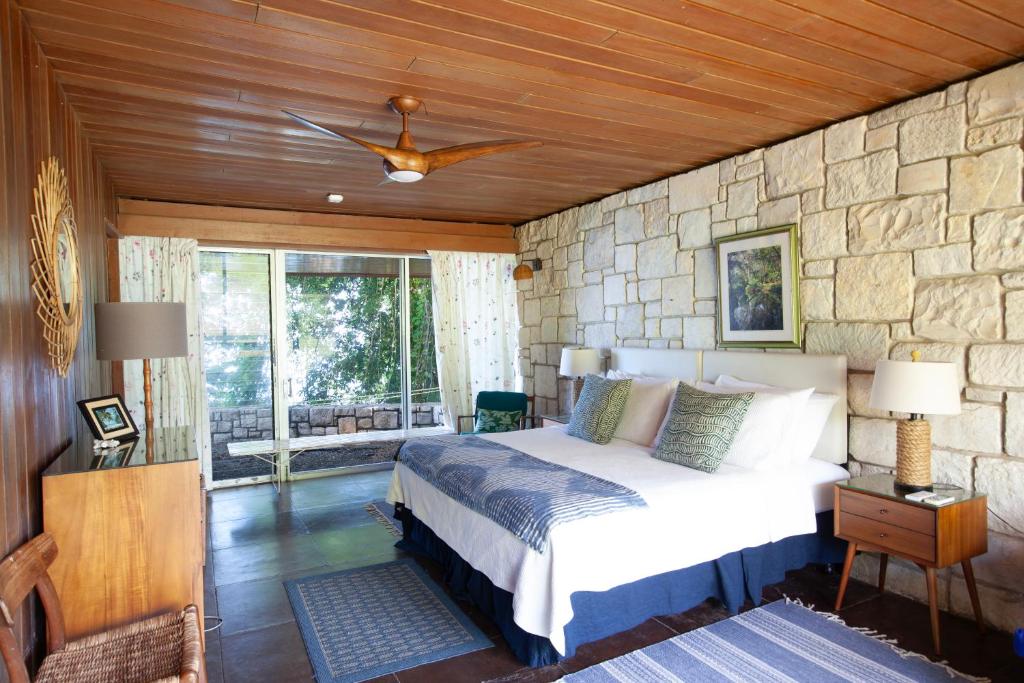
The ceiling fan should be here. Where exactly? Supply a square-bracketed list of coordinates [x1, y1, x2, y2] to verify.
[283, 96, 543, 184]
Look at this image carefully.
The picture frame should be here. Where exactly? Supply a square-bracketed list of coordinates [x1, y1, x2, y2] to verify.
[77, 394, 139, 440]
[714, 224, 801, 349]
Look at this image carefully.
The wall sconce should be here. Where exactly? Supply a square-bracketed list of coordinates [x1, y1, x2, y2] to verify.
[513, 258, 542, 281]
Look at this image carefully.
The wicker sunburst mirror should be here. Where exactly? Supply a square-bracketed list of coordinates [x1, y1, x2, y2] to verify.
[30, 157, 83, 377]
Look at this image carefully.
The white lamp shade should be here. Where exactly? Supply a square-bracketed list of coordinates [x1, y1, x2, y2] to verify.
[869, 359, 961, 416]
[559, 348, 601, 378]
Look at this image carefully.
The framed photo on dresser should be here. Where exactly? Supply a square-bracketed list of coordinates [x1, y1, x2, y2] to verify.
[715, 224, 801, 349]
[77, 394, 139, 440]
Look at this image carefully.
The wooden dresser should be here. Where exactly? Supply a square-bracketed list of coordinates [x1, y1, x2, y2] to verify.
[42, 427, 205, 641]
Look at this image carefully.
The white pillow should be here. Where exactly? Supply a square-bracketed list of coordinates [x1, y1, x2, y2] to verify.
[694, 382, 809, 471]
[613, 376, 680, 447]
[715, 374, 838, 465]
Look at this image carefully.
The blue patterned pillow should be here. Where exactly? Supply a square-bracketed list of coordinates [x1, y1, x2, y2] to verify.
[654, 384, 754, 473]
[474, 408, 522, 433]
[568, 375, 632, 444]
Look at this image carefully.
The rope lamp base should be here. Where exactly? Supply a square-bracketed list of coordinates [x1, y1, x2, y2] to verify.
[572, 377, 585, 406]
[896, 418, 933, 490]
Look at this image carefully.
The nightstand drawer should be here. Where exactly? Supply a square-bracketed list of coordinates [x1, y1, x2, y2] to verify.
[838, 511, 935, 562]
[838, 489, 935, 536]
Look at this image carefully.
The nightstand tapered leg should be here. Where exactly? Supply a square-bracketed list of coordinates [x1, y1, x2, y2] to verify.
[878, 553, 888, 592]
[835, 542, 857, 611]
[925, 567, 941, 655]
[961, 560, 986, 633]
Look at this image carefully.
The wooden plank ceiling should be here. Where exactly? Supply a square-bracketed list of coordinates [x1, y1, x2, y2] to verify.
[18, 0, 1024, 224]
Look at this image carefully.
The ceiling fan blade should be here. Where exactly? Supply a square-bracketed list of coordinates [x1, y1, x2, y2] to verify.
[282, 110, 398, 161]
[424, 139, 542, 173]
[377, 176, 397, 186]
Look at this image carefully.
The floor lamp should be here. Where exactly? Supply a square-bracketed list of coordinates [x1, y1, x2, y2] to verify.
[95, 302, 188, 456]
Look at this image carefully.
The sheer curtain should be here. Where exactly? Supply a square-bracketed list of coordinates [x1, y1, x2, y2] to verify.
[119, 236, 210, 462]
[427, 251, 520, 427]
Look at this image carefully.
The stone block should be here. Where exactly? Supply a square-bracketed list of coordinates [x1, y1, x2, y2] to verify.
[1006, 273, 1024, 289]
[897, 159, 947, 195]
[824, 116, 866, 163]
[540, 317, 558, 343]
[576, 285, 604, 323]
[356, 418, 371, 430]
[644, 318, 660, 338]
[662, 275, 695, 316]
[800, 279, 833, 321]
[643, 197, 671, 237]
[803, 260, 834, 277]
[764, 131, 824, 198]
[614, 205, 644, 244]
[627, 179, 667, 205]
[725, 179, 758, 219]
[737, 216, 757, 233]
[965, 388, 1002, 403]
[835, 253, 914, 320]
[891, 342, 967, 388]
[967, 118, 1023, 152]
[735, 160, 762, 181]
[559, 290, 576, 315]
[644, 301, 660, 317]
[297, 423, 312, 435]
[801, 188, 824, 214]
[339, 416, 356, 434]
[306, 407, 333, 427]
[534, 364, 557, 398]
[949, 145, 1023, 213]
[695, 300, 716, 315]
[212, 432, 231, 445]
[541, 295, 560, 317]
[848, 372, 889, 418]
[931, 449, 973, 490]
[970, 344, 1024, 387]
[232, 427, 247, 439]
[867, 92, 943, 128]
[522, 299, 541, 326]
[864, 122, 897, 151]
[946, 215, 970, 243]
[599, 192, 627, 214]
[257, 417, 272, 431]
[805, 322, 889, 371]
[693, 249, 717, 299]
[976, 457, 1024, 535]
[662, 317, 683, 338]
[899, 105, 966, 164]
[801, 209, 847, 259]
[683, 316, 716, 349]
[669, 163, 719, 213]
[848, 194, 944, 254]
[966, 61, 1024, 124]
[931, 403, 1001, 453]
[578, 202, 603, 230]
[1008, 291, 1024, 341]
[583, 225, 614, 271]
[913, 244, 972, 278]
[604, 274, 626, 306]
[636, 235, 677, 280]
[584, 322, 616, 349]
[973, 208, 1024, 271]
[567, 261, 583, 288]
[638, 279, 661, 302]
[1005, 392, 1023, 457]
[849, 417, 897, 467]
[913, 276, 1002, 342]
[757, 195, 799, 228]
[557, 316, 578, 344]
[825, 149, 897, 208]
[239, 413, 257, 428]
[678, 208, 711, 248]
[324, 427, 338, 436]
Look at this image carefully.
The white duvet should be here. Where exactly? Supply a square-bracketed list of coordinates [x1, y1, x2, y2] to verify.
[386, 426, 847, 654]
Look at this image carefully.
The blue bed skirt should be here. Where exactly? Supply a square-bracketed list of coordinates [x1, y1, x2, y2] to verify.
[395, 504, 848, 667]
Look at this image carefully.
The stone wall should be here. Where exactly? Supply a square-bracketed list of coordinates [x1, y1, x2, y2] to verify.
[209, 402, 443, 455]
[515, 62, 1024, 631]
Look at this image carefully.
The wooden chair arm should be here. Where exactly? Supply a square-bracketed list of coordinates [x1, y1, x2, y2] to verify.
[520, 415, 538, 430]
[456, 415, 475, 435]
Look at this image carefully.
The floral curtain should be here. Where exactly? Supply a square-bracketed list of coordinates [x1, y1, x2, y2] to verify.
[427, 250, 520, 427]
[119, 237, 210, 462]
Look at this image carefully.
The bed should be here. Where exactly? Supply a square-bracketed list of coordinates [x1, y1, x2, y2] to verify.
[387, 349, 850, 666]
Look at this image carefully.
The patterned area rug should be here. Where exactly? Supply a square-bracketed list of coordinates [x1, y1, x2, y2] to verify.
[285, 559, 492, 683]
[563, 599, 984, 682]
[364, 500, 402, 537]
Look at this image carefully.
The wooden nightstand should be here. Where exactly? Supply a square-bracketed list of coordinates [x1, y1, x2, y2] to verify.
[833, 473, 987, 655]
[540, 414, 571, 428]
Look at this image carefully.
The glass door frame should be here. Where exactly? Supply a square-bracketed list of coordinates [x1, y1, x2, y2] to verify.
[200, 246, 424, 489]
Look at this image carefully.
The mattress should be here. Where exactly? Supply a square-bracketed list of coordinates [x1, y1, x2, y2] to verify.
[387, 426, 849, 654]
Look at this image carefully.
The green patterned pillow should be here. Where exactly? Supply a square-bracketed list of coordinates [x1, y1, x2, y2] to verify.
[567, 375, 632, 444]
[654, 384, 754, 473]
[474, 408, 522, 433]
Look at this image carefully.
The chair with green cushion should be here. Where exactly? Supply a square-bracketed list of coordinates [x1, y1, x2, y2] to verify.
[457, 391, 535, 434]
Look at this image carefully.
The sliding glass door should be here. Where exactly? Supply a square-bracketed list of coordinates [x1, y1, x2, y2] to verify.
[198, 249, 440, 487]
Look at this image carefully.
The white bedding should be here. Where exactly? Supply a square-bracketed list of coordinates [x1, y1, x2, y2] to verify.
[386, 426, 848, 654]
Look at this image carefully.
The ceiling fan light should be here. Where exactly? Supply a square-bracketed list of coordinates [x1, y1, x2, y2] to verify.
[385, 168, 424, 183]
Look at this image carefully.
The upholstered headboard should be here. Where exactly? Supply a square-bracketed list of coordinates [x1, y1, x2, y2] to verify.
[608, 348, 848, 465]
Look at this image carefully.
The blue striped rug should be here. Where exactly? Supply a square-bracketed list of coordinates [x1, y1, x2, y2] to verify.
[564, 600, 982, 682]
[364, 500, 402, 537]
[285, 559, 492, 683]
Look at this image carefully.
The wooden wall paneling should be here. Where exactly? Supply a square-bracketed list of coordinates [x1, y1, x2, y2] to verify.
[0, 1, 112, 676]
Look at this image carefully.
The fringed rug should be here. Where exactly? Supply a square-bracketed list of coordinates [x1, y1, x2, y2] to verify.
[563, 599, 985, 682]
[364, 500, 402, 537]
[285, 559, 492, 683]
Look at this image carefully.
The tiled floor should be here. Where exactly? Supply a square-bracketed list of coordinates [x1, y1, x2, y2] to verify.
[203, 469, 1022, 683]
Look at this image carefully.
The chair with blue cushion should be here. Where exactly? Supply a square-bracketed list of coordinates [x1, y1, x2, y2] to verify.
[457, 391, 535, 434]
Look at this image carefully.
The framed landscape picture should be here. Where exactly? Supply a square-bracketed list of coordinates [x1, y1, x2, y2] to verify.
[715, 224, 801, 348]
[77, 394, 139, 440]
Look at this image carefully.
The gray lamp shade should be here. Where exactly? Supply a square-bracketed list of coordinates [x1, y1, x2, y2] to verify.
[95, 302, 188, 360]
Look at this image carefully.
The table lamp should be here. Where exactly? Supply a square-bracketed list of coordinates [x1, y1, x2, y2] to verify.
[95, 302, 188, 453]
[559, 347, 602, 406]
[869, 351, 961, 490]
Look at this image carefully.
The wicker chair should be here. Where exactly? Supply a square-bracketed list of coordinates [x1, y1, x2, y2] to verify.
[0, 533, 203, 683]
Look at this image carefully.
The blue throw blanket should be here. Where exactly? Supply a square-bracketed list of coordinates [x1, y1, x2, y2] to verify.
[398, 435, 646, 552]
